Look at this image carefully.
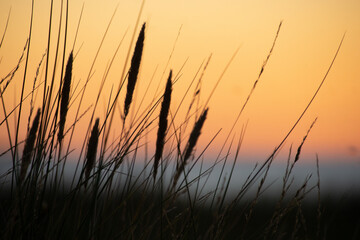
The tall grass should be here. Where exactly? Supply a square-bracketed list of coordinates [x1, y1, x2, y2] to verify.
[0, 2, 352, 240]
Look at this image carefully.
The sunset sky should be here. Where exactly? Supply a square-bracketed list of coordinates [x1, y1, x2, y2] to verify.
[0, 0, 359, 164]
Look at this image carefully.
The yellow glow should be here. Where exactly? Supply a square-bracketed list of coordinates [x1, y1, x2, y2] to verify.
[0, 0, 359, 162]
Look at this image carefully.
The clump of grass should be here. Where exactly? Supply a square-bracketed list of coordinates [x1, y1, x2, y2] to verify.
[19, 108, 40, 183]
[58, 52, 73, 143]
[153, 70, 172, 180]
[124, 23, 145, 119]
[0, 3, 351, 239]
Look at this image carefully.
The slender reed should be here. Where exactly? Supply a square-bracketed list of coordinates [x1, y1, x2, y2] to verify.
[316, 155, 322, 239]
[232, 34, 345, 200]
[153, 70, 172, 180]
[0, 40, 28, 163]
[0, 39, 28, 91]
[124, 23, 145, 119]
[214, 21, 282, 170]
[294, 117, 317, 163]
[103, 1, 145, 152]
[13, 0, 34, 199]
[0, 8, 11, 50]
[27, 51, 46, 134]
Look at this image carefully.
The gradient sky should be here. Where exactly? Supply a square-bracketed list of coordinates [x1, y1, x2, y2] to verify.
[0, 0, 359, 163]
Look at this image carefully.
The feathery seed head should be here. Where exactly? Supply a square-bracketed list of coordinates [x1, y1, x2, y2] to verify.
[85, 118, 100, 183]
[183, 108, 208, 163]
[153, 70, 172, 180]
[58, 52, 73, 142]
[20, 108, 41, 183]
[124, 23, 146, 119]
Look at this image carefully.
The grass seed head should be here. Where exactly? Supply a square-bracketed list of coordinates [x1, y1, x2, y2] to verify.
[153, 70, 172, 180]
[20, 108, 41, 183]
[183, 108, 208, 163]
[173, 108, 209, 186]
[124, 23, 146, 119]
[58, 52, 73, 142]
[85, 118, 100, 184]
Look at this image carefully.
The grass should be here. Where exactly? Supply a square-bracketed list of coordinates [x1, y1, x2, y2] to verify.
[0, 2, 358, 239]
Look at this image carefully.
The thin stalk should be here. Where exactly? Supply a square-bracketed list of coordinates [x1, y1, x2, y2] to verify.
[13, 0, 34, 189]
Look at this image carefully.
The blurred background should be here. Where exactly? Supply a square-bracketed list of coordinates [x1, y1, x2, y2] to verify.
[0, 0, 359, 197]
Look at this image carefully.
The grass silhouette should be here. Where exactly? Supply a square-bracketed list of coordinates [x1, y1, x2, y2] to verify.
[0, 2, 358, 240]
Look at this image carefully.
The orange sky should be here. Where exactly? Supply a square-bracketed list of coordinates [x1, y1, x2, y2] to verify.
[0, 0, 359, 163]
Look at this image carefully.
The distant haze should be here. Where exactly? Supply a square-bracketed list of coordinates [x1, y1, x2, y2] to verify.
[0, 0, 359, 162]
